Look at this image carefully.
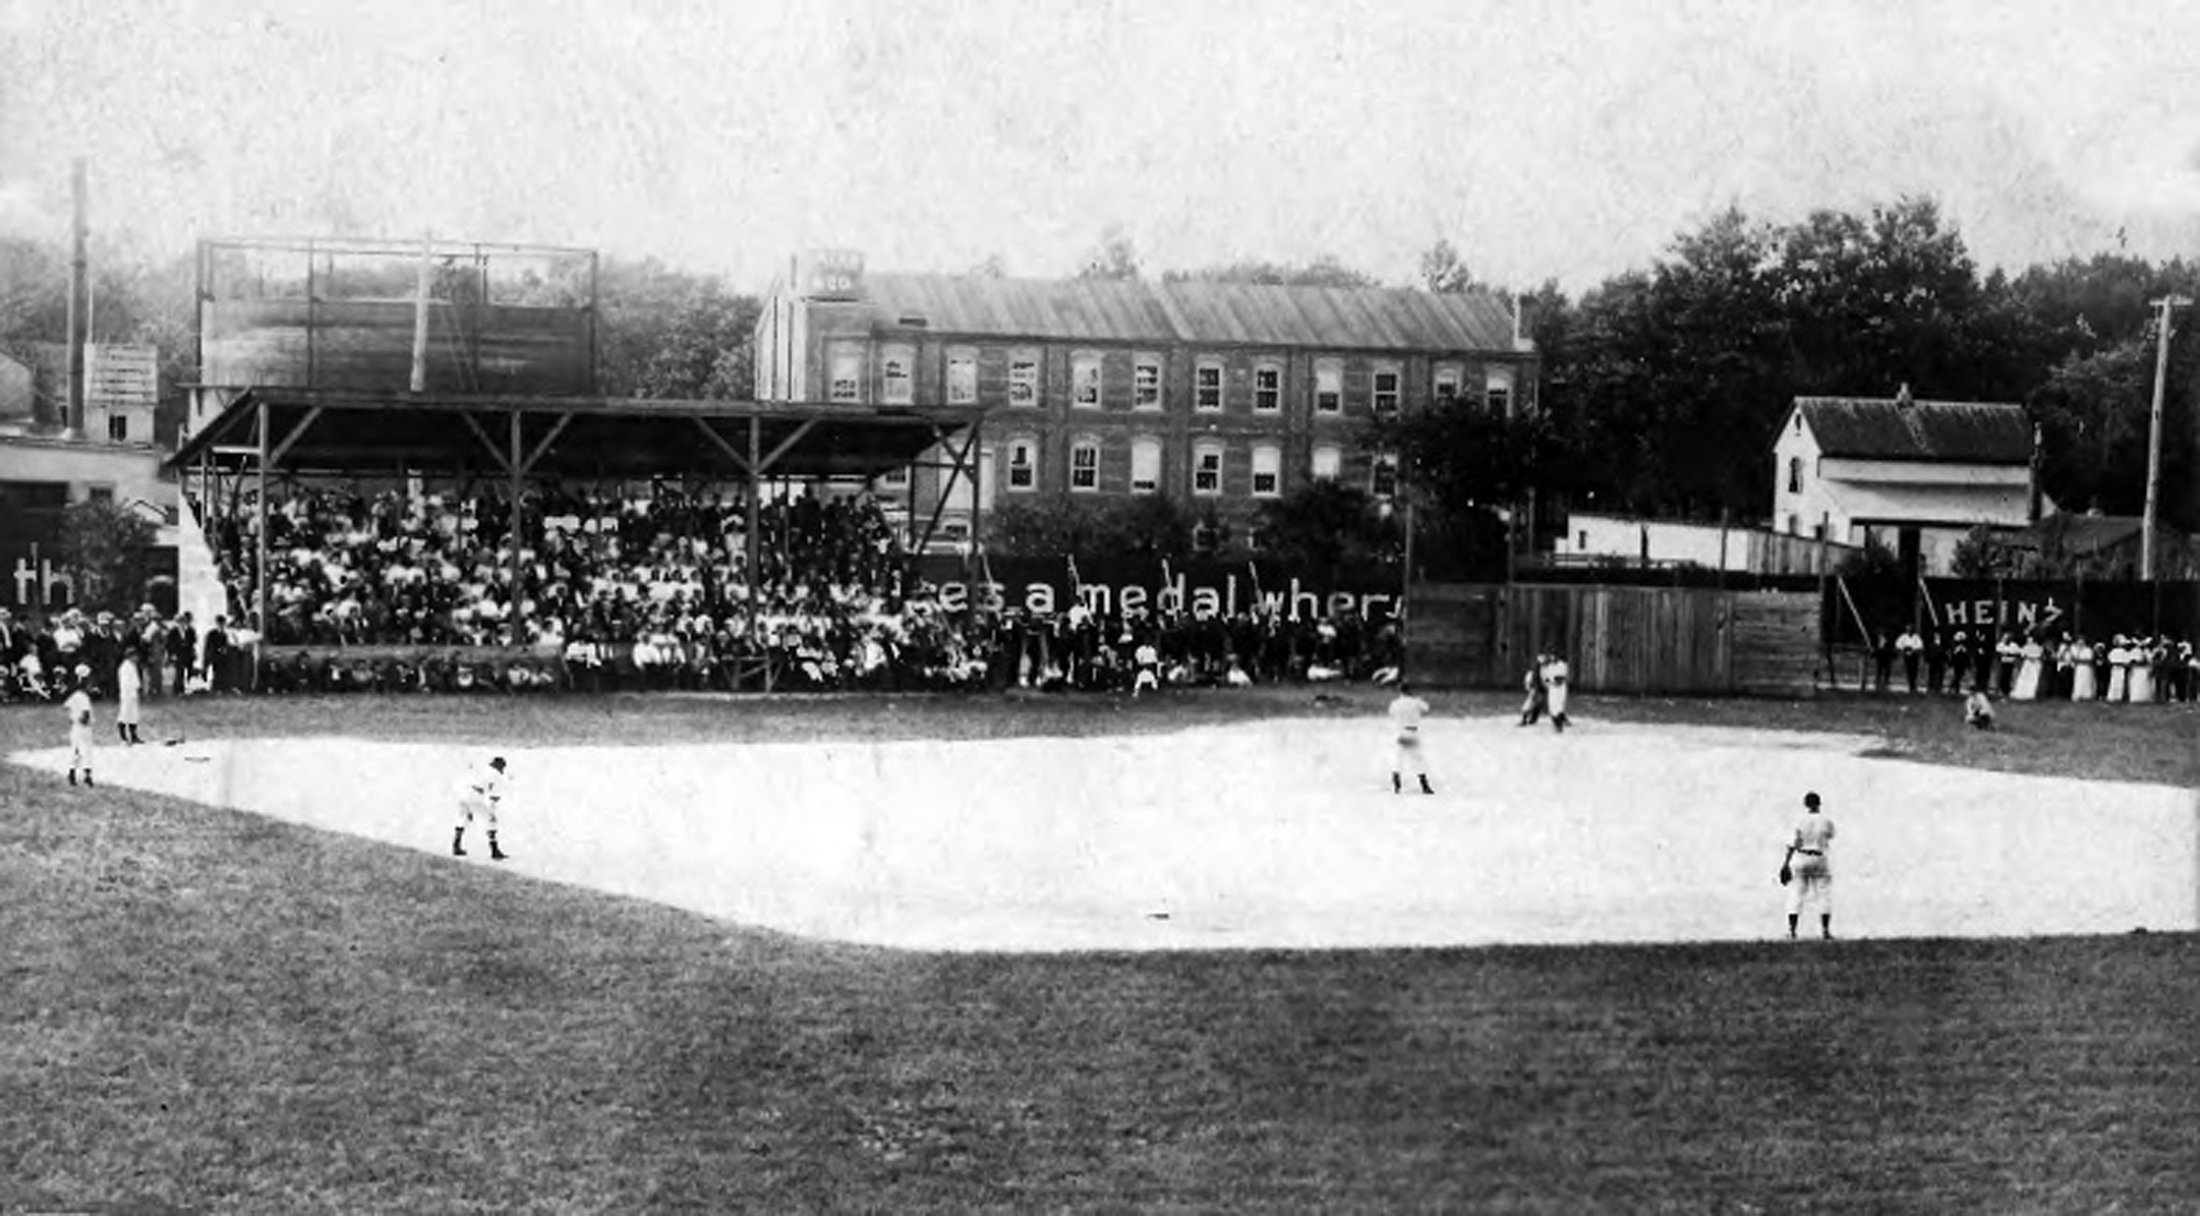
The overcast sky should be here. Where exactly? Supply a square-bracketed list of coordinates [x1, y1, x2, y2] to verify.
[6, 0, 2200, 293]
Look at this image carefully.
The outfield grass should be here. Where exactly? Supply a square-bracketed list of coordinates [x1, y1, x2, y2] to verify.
[3, 690, 2195, 1213]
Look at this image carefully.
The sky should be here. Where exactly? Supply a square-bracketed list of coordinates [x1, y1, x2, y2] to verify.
[6, 0, 2200, 294]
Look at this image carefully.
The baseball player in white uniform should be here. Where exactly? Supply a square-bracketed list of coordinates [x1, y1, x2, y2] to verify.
[454, 756, 510, 860]
[1540, 654, 1572, 732]
[64, 666, 95, 787]
[1387, 682, 1435, 795]
[1783, 791, 1836, 940]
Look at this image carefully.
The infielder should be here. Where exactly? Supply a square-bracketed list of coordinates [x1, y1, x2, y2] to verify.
[454, 756, 510, 861]
[1387, 681, 1435, 795]
[1782, 791, 1836, 940]
[63, 666, 95, 787]
[1540, 653, 1572, 732]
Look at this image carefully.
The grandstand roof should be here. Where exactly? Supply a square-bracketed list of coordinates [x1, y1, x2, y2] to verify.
[857, 273, 1522, 352]
[168, 387, 987, 481]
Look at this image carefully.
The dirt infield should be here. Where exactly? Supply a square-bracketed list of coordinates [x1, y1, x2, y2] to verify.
[13, 717, 2194, 951]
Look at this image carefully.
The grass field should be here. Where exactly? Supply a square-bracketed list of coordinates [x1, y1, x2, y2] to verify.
[3, 687, 2196, 1213]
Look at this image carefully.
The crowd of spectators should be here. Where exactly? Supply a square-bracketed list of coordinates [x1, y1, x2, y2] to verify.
[1864, 627, 2199, 703]
[184, 484, 1401, 696]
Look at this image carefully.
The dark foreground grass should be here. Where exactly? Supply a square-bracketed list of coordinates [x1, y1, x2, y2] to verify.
[3, 692, 2196, 1213]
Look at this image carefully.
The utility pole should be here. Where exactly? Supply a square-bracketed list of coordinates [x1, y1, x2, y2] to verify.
[65, 157, 88, 438]
[2142, 294, 2190, 581]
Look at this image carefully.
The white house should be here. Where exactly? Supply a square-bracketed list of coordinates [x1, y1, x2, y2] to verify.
[1772, 387, 2039, 575]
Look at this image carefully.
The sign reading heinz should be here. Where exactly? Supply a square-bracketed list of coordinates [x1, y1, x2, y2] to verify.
[912, 556, 1402, 621]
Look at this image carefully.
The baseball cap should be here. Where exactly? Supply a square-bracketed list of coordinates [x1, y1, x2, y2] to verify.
[1803, 791, 1821, 809]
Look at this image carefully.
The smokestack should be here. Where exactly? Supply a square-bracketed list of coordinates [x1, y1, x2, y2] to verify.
[65, 157, 88, 438]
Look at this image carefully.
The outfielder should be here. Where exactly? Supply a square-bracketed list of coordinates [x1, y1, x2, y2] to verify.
[453, 756, 510, 861]
[1387, 681, 1435, 795]
[63, 666, 95, 787]
[1781, 791, 1836, 940]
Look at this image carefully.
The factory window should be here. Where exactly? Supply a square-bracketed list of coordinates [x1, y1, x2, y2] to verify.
[1133, 356, 1162, 410]
[1072, 352, 1102, 409]
[1311, 444, 1342, 481]
[1195, 361, 1224, 412]
[880, 343, 914, 405]
[1313, 358, 1342, 414]
[107, 415, 129, 442]
[1253, 364, 1281, 413]
[1069, 436, 1101, 492]
[1370, 453, 1399, 500]
[946, 348, 978, 404]
[1192, 441, 1224, 496]
[1008, 350, 1040, 407]
[1486, 365, 1516, 415]
[828, 344, 864, 402]
[1372, 366, 1401, 418]
[1130, 436, 1162, 494]
[1006, 437, 1038, 490]
[1251, 444, 1281, 498]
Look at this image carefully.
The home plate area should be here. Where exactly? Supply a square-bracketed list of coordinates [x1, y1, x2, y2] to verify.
[14, 718, 2195, 951]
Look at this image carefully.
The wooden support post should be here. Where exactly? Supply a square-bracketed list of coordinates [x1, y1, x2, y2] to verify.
[747, 415, 766, 691]
[509, 410, 524, 647]
[254, 398, 270, 690]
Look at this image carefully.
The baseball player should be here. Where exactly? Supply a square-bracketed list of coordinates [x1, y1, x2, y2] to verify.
[1782, 791, 1836, 940]
[63, 666, 95, 787]
[1540, 653, 1572, 732]
[1387, 681, 1435, 795]
[453, 756, 510, 861]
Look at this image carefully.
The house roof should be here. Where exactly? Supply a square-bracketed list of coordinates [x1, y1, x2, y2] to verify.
[1797, 397, 2033, 464]
[852, 273, 1521, 352]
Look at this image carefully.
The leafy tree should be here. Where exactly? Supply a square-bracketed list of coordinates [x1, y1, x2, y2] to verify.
[56, 500, 159, 614]
[1417, 238, 1479, 294]
[1834, 534, 1905, 579]
[596, 259, 760, 399]
[985, 494, 1192, 562]
[1075, 225, 1141, 282]
[1163, 255, 1380, 289]
[1255, 481, 1398, 575]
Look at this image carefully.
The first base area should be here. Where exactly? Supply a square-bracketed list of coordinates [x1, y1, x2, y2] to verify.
[12, 718, 2195, 951]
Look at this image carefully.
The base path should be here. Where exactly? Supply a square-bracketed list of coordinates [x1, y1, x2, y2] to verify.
[13, 718, 2196, 952]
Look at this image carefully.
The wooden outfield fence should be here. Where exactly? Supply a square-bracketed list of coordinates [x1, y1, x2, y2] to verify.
[1404, 583, 1823, 696]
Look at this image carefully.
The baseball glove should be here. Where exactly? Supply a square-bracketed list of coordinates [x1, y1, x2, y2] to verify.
[1778, 864, 1793, 887]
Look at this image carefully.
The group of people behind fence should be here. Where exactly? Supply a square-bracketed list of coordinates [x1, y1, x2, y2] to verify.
[1869, 626, 2197, 703]
[0, 604, 255, 705]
